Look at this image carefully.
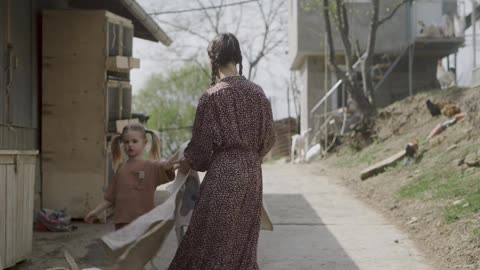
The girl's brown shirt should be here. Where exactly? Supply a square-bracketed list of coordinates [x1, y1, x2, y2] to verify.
[105, 159, 175, 224]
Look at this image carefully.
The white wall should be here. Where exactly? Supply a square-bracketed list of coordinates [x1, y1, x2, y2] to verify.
[453, 0, 478, 87]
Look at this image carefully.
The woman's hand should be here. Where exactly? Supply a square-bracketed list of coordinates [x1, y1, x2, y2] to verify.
[175, 157, 191, 173]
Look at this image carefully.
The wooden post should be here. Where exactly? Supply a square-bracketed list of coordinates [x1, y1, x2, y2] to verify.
[323, 35, 328, 152]
[473, 0, 477, 68]
[408, 44, 414, 96]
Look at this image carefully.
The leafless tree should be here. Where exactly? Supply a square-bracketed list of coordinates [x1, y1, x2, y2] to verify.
[315, 0, 412, 121]
[148, 0, 287, 80]
[361, 0, 413, 105]
[243, 0, 287, 79]
[322, 0, 376, 119]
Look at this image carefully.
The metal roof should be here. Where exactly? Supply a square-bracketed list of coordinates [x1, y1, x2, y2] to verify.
[68, 0, 172, 45]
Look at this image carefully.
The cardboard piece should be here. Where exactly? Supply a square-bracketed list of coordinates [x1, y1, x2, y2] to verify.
[102, 144, 274, 269]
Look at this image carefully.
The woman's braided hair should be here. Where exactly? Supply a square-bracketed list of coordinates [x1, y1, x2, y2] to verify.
[207, 33, 243, 86]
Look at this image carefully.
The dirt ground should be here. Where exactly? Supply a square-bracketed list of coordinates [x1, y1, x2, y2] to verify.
[318, 87, 480, 270]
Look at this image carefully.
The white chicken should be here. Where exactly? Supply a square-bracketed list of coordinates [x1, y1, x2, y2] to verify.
[418, 21, 444, 38]
[441, 14, 455, 37]
[454, 14, 466, 37]
[436, 60, 455, 89]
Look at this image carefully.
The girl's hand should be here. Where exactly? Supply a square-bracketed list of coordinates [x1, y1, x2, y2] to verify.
[84, 211, 98, 224]
[164, 155, 178, 170]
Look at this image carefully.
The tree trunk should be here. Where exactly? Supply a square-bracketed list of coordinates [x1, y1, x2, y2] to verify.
[363, 0, 380, 105]
[323, 0, 376, 119]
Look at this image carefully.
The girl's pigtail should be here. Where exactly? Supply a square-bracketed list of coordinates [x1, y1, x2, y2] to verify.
[146, 130, 161, 160]
[111, 135, 123, 172]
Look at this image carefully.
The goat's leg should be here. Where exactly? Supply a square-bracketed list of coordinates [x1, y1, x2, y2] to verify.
[291, 137, 297, 163]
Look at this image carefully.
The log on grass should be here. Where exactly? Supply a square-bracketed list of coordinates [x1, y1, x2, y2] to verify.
[360, 150, 406, 180]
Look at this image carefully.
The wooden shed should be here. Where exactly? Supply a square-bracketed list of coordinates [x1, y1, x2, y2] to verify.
[0, 151, 37, 268]
[0, 0, 171, 268]
[41, 10, 140, 218]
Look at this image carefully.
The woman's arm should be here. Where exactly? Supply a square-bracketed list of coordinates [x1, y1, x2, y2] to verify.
[259, 97, 276, 158]
[184, 95, 218, 172]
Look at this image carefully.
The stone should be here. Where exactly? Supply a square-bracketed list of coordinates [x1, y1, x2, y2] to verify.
[447, 144, 458, 152]
[453, 158, 465, 166]
[390, 205, 399, 211]
[464, 153, 480, 167]
[452, 199, 464, 206]
[465, 168, 476, 175]
[407, 217, 419, 225]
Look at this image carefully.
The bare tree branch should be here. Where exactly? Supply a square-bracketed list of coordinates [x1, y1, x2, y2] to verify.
[156, 19, 211, 42]
[323, 0, 376, 119]
[234, 5, 244, 36]
[246, 0, 285, 79]
[323, 0, 343, 77]
[196, 0, 221, 34]
[378, 0, 412, 26]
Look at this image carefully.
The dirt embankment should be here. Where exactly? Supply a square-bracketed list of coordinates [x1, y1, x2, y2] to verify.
[321, 87, 480, 270]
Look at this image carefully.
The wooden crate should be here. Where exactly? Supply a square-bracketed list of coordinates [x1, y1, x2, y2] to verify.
[42, 10, 135, 218]
[107, 80, 132, 132]
[0, 150, 37, 269]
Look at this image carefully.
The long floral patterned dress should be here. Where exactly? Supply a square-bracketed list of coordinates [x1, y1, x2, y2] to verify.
[168, 76, 276, 270]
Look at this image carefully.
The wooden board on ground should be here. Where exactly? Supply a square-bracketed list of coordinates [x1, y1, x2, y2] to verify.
[360, 150, 406, 180]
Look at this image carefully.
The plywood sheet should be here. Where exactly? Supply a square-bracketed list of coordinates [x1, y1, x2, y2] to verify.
[42, 10, 108, 217]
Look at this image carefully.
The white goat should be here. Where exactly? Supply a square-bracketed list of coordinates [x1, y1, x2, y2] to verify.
[436, 60, 455, 89]
[291, 128, 311, 163]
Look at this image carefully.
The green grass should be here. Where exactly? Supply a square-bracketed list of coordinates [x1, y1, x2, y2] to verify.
[398, 164, 480, 224]
[473, 227, 480, 239]
[399, 168, 478, 199]
[443, 191, 480, 224]
[340, 142, 383, 167]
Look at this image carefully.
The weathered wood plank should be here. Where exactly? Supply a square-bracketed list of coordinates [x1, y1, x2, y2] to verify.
[129, 57, 140, 69]
[0, 165, 6, 269]
[16, 163, 25, 262]
[107, 56, 130, 70]
[5, 165, 16, 267]
[360, 150, 406, 180]
[25, 164, 36, 257]
[42, 11, 108, 217]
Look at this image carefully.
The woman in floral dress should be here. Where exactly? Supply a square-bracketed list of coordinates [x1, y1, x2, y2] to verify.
[168, 33, 276, 270]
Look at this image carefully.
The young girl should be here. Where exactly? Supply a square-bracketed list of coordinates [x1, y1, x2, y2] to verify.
[85, 123, 176, 230]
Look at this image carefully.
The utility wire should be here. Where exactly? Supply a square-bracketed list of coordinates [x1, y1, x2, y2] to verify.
[148, 0, 258, 15]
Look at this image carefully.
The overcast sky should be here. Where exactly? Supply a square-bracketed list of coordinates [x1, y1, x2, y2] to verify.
[131, 0, 294, 120]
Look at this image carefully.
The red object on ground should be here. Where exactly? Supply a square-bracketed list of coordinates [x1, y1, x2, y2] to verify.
[427, 124, 445, 140]
[34, 222, 49, 232]
[455, 113, 465, 121]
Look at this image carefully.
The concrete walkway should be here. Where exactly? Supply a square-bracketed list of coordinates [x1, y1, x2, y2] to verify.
[150, 163, 433, 270]
[14, 163, 434, 269]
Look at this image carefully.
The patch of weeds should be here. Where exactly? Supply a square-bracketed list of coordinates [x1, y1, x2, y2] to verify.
[384, 160, 403, 174]
[398, 166, 473, 199]
[341, 142, 383, 167]
[398, 172, 437, 199]
[473, 227, 480, 239]
[443, 191, 480, 224]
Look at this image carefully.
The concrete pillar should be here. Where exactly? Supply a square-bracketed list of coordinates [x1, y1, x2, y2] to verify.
[300, 56, 335, 146]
